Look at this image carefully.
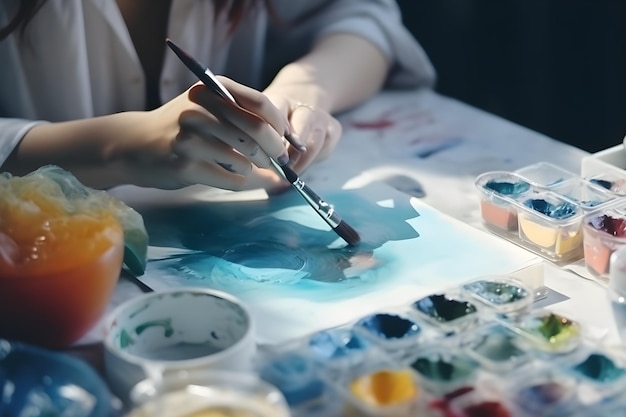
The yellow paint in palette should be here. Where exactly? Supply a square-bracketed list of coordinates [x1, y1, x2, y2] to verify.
[349, 369, 420, 412]
[518, 214, 582, 255]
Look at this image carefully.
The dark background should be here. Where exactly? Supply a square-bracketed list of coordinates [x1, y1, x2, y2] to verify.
[395, 0, 626, 153]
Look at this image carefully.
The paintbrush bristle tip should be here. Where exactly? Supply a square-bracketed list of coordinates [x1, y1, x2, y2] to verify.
[335, 220, 361, 246]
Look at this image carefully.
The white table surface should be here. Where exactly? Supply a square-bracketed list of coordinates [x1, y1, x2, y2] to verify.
[86, 88, 623, 349]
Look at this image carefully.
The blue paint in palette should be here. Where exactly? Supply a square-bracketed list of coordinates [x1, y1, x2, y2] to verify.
[357, 313, 421, 340]
[462, 278, 532, 314]
[522, 199, 577, 220]
[412, 294, 478, 331]
[259, 352, 326, 407]
[484, 180, 530, 197]
[308, 328, 370, 360]
[354, 313, 423, 362]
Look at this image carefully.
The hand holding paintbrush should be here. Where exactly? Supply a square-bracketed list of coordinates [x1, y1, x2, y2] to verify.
[166, 38, 360, 246]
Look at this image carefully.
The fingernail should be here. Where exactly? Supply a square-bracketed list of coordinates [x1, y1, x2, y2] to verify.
[216, 162, 237, 173]
[277, 151, 290, 166]
[284, 132, 307, 152]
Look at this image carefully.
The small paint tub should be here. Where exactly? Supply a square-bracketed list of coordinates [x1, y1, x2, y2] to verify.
[461, 276, 533, 316]
[516, 189, 583, 261]
[258, 351, 330, 411]
[341, 365, 424, 417]
[550, 178, 617, 212]
[475, 171, 531, 232]
[353, 312, 424, 362]
[508, 310, 581, 354]
[442, 384, 516, 417]
[408, 348, 479, 396]
[464, 323, 530, 373]
[505, 363, 579, 416]
[514, 161, 577, 188]
[582, 201, 626, 277]
[587, 174, 626, 196]
[306, 327, 373, 373]
[559, 346, 626, 403]
[410, 293, 479, 334]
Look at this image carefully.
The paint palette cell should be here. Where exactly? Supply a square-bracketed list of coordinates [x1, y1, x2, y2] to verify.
[475, 171, 531, 232]
[507, 366, 579, 416]
[462, 277, 533, 315]
[258, 351, 328, 408]
[517, 190, 583, 261]
[568, 351, 626, 386]
[511, 311, 581, 354]
[410, 293, 479, 332]
[465, 324, 530, 373]
[409, 349, 478, 395]
[582, 199, 626, 277]
[307, 328, 372, 372]
[354, 313, 424, 362]
[343, 366, 424, 417]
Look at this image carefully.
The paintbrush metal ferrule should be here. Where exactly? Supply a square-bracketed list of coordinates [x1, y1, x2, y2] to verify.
[288, 173, 341, 228]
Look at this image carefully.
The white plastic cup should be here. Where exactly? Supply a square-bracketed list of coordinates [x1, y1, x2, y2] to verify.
[609, 246, 626, 345]
[103, 288, 256, 404]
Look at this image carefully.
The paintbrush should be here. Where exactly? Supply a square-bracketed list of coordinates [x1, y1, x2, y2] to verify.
[166, 38, 361, 246]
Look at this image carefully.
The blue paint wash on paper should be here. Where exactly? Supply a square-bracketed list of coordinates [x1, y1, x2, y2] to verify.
[137, 182, 541, 343]
[143, 185, 423, 300]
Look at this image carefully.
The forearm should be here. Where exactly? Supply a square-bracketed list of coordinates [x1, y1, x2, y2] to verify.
[2, 113, 144, 188]
[265, 33, 390, 113]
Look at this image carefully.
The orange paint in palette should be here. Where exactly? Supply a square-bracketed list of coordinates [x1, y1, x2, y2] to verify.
[475, 171, 531, 232]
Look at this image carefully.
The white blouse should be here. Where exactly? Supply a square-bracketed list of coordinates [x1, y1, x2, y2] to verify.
[0, 0, 436, 167]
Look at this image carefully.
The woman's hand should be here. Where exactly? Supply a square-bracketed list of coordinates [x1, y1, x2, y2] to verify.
[262, 89, 342, 175]
[11, 78, 294, 191]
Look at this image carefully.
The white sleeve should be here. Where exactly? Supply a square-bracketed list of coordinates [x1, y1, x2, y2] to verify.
[0, 119, 47, 168]
[265, 0, 436, 89]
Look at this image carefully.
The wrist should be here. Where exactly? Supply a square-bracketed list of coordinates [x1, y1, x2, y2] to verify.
[265, 64, 334, 112]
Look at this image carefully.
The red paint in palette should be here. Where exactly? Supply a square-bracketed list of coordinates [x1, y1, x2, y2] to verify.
[463, 401, 511, 417]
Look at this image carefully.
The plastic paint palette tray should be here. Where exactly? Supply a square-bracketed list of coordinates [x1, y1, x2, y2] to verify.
[255, 276, 625, 417]
[475, 162, 619, 264]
